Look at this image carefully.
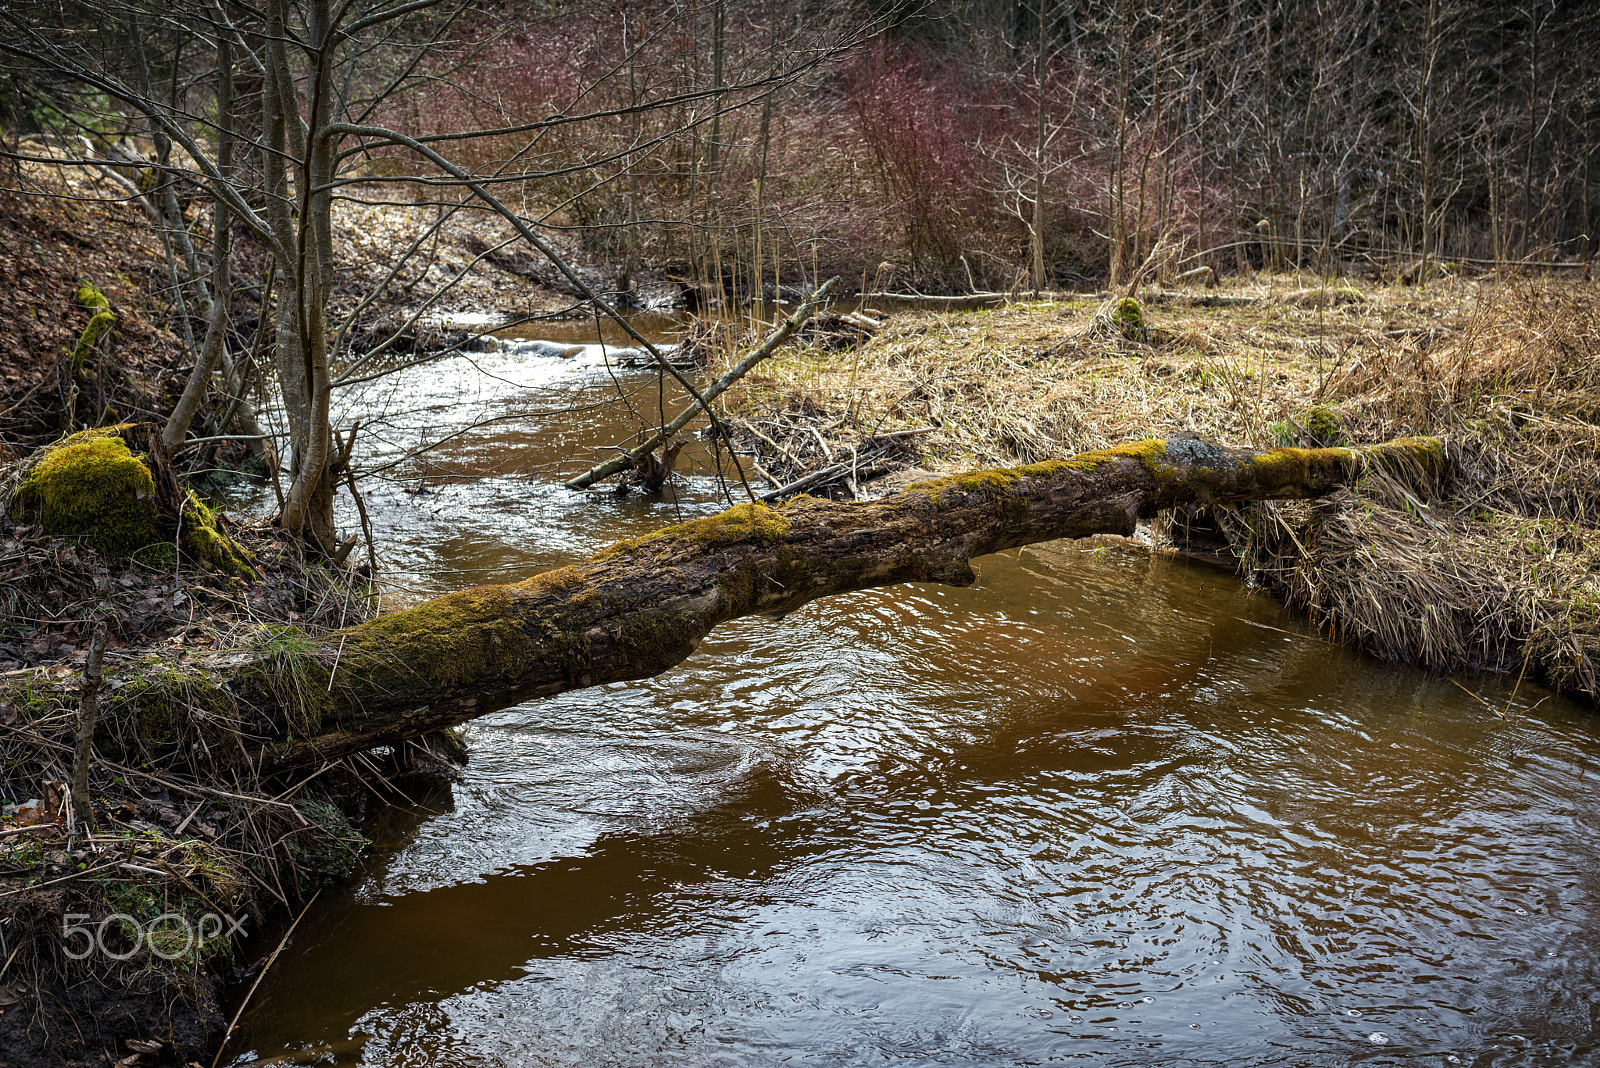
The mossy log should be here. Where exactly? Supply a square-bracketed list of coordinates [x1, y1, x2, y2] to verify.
[242, 434, 1443, 771]
[2, 436, 1442, 772]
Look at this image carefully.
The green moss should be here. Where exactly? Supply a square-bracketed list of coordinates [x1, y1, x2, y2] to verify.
[243, 626, 336, 737]
[905, 441, 1178, 508]
[98, 876, 236, 966]
[1112, 439, 1169, 462]
[129, 540, 178, 568]
[285, 799, 369, 886]
[76, 282, 111, 313]
[98, 660, 240, 759]
[180, 491, 254, 577]
[10, 427, 253, 572]
[1111, 297, 1147, 341]
[1365, 436, 1447, 481]
[598, 501, 792, 560]
[1012, 458, 1074, 478]
[1301, 405, 1346, 447]
[614, 610, 699, 667]
[71, 310, 116, 369]
[13, 428, 161, 557]
[1050, 439, 1174, 484]
[1245, 445, 1349, 487]
[71, 283, 115, 371]
[525, 564, 587, 593]
[943, 469, 1020, 494]
[344, 583, 535, 695]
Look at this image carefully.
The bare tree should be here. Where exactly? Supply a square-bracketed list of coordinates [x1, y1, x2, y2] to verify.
[1, 0, 868, 551]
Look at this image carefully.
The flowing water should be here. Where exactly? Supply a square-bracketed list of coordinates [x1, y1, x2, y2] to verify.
[223, 322, 1600, 1067]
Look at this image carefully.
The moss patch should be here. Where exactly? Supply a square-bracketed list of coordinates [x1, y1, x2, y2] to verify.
[97, 659, 240, 760]
[71, 310, 116, 369]
[12, 427, 161, 557]
[180, 491, 255, 577]
[614, 610, 699, 668]
[71, 282, 116, 370]
[9, 426, 254, 571]
[76, 282, 111, 312]
[1301, 405, 1346, 447]
[524, 564, 588, 593]
[598, 501, 793, 560]
[906, 441, 1179, 507]
[343, 583, 535, 695]
[1367, 436, 1447, 482]
[1111, 297, 1147, 341]
[1245, 445, 1349, 487]
[285, 799, 369, 887]
[242, 626, 336, 738]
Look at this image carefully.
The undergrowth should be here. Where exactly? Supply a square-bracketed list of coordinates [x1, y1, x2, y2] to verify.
[0, 518, 390, 1063]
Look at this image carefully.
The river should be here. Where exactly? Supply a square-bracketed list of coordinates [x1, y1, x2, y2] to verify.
[221, 318, 1600, 1066]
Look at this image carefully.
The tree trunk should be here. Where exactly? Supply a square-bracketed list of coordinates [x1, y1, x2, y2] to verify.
[260, 0, 337, 549]
[162, 29, 235, 453]
[245, 435, 1442, 771]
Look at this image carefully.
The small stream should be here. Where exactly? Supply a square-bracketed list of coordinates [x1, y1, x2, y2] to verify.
[222, 318, 1600, 1067]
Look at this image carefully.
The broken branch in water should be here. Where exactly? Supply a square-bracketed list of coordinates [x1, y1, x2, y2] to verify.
[565, 276, 841, 491]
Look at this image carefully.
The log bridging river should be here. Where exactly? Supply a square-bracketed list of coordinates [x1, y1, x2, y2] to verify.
[250, 435, 1443, 770]
[4, 435, 1444, 774]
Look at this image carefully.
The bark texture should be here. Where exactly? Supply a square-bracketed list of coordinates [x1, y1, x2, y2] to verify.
[253, 434, 1443, 770]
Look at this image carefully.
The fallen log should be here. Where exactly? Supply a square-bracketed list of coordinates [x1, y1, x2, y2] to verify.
[265, 435, 1443, 768]
[859, 290, 1011, 308]
[5, 435, 1444, 775]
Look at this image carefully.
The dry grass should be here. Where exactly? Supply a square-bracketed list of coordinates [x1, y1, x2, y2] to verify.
[1254, 277, 1600, 699]
[719, 272, 1468, 470]
[719, 271, 1600, 703]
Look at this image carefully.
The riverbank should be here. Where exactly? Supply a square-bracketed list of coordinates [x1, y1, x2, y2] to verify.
[0, 168, 468, 1066]
[716, 274, 1600, 703]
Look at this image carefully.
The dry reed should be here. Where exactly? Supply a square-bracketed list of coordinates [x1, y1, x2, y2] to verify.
[719, 272, 1600, 703]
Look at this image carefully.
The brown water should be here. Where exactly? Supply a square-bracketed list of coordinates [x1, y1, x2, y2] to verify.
[224, 329, 1600, 1067]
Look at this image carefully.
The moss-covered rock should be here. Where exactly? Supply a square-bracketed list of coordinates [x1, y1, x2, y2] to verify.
[7, 425, 255, 572]
[12, 426, 161, 557]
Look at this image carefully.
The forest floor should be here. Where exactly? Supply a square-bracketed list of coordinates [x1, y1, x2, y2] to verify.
[0, 155, 1597, 1066]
